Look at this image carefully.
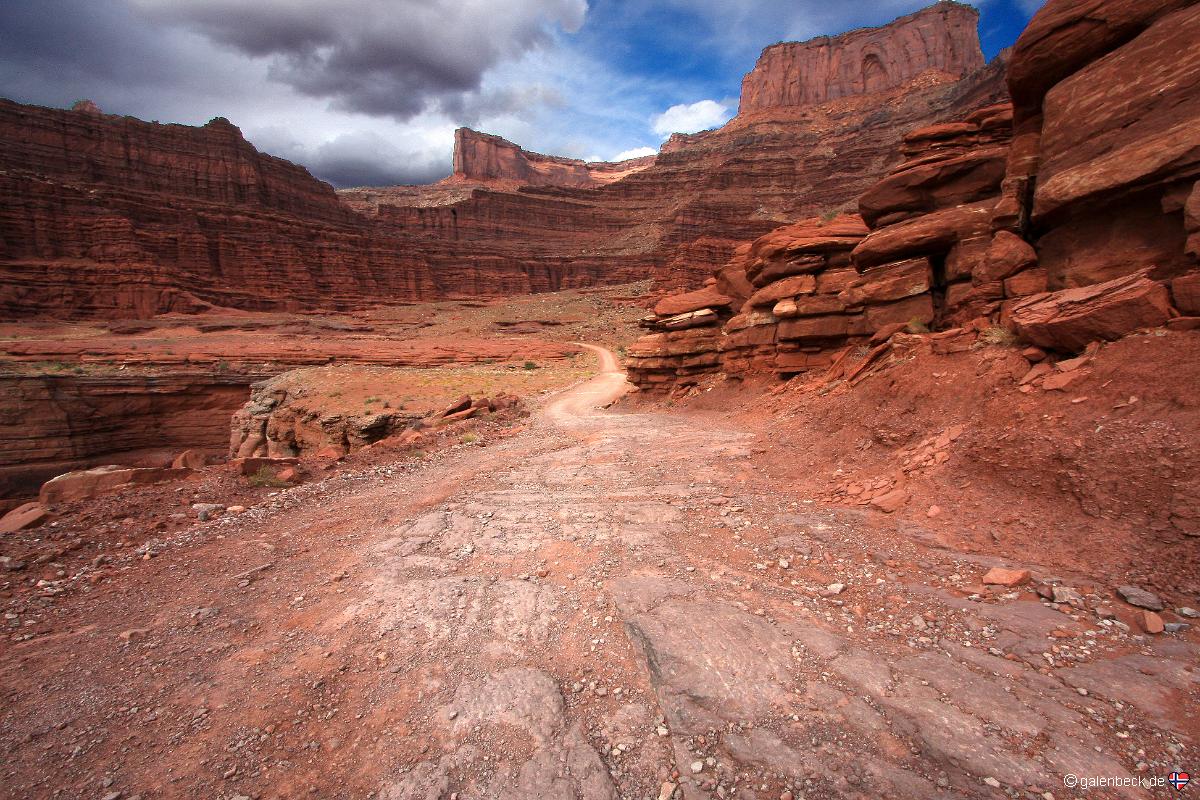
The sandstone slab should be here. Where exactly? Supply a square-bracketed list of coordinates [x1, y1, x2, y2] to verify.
[1010, 271, 1172, 351]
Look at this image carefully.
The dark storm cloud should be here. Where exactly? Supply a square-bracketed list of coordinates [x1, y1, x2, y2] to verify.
[0, 0, 199, 108]
[128, 0, 588, 120]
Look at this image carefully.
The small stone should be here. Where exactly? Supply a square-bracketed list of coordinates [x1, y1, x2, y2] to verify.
[118, 628, 150, 642]
[1138, 610, 1165, 635]
[1176, 607, 1199, 618]
[982, 567, 1031, 587]
[1164, 622, 1191, 634]
[926, 505, 942, 518]
[690, 760, 704, 774]
[226, 505, 246, 514]
[1117, 585, 1163, 611]
[658, 782, 677, 800]
[1052, 586, 1084, 606]
[825, 583, 846, 596]
[778, 559, 790, 569]
[983, 777, 1001, 788]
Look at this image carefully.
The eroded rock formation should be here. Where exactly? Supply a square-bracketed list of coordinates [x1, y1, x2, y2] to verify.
[450, 128, 655, 188]
[739, 2, 985, 113]
[628, 0, 1200, 395]
[0, 2, 1007, 319]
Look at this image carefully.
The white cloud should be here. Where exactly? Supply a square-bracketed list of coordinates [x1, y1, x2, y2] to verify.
[611, 146, 657, 161]
[650, 100, 731, 138]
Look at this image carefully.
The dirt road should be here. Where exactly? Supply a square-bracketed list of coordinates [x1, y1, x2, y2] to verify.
[1, 348, 1194, 799]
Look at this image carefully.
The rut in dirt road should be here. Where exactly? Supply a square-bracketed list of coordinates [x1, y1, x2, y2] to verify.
[1, 347, 1195, 800]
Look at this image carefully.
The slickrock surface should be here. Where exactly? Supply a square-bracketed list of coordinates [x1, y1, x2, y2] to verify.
[1, 349, 1195, 799]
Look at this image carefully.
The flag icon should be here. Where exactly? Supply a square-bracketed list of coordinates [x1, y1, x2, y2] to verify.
[1169, 772, 1191, 791]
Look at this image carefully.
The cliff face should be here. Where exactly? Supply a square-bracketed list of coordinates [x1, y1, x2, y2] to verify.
[451, 128, 655, 188]
[627, 0, 1200, 396]
[738, 2, 985, 114]
[0, 2, 1007, 320]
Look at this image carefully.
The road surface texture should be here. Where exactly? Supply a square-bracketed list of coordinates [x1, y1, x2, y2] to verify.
[1, 347, 1195, 799]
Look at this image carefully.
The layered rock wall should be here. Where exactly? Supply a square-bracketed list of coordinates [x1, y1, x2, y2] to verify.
[739, 2, 985, 113]
[628, 0, 1200, 396]
[451, 128, 655, 188]
[0, 2, 1007, 319]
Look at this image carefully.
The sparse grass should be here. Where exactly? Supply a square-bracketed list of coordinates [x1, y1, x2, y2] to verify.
[523, 361, 538, 370]
[216, 360, 231, 372]
[905, 318, 931, 334]
[820, 209, 839, 223]
[979, 326, 1018, 347]
[460, 433, 479, 444]
[364, 396, 381, 404]
[246, 466, 288, 488]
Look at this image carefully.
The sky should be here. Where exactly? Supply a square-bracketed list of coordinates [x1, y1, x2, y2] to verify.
[0, 0, 1044, 188]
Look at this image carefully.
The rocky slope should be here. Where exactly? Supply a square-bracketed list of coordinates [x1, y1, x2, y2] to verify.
[627, 0, 1200, 394]
[0, 3, 1006, 319]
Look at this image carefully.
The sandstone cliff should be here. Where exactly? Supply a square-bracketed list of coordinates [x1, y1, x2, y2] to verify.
[739, 2, 985, 114]
[627, 0, 1200, 395]
[0, 3, 1007, 320]
[450, 128, 655, 188]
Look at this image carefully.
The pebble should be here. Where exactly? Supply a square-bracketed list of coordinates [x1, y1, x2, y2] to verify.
[1177, 607, 1199, 618]
[983, 776, 1001, 788]
[690, 760, 704, 774]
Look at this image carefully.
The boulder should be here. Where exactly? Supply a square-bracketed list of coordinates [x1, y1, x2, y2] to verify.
[773, 294, 847, 318]
[982, 567, 1031, 587]
[1004, 268, 1049, 298]
[441, 395, 472, 417]
[233, 457, 300, 477]
[776, 314, 851, 342]
[750, 256, 826, 288]
[171, 449, 208, 470]
[859, 146, 1008, 228]
[864, 294, 935, 332]
[654, 286, 734, 317]
[0, 502, 51, 534]
[659, 308, 720, 331]
[1032, 4, 1200, 221]
[39, 465, 192, 505]
[1172, 272, 1200, 315]
[852, 201, 994, 269]
[839, 258, 931, 306]
[1010, 271, 1173, 352]
[1007, 0, 1196, 122]
[974, 231, 1038, 284]
[747, 275, 817, 308]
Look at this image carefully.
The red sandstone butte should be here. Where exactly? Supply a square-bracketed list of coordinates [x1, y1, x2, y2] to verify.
[738, 2, 984, 113]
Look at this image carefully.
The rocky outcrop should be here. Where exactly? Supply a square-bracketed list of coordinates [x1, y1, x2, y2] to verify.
[229, 375, 524, 460]
[738, 2, 985, 113]
[450, 128, 655, 188]
[627, 214, 936, 390]
[0, 2, 1007, 319]
[1010, 270, 1174, 351]
[0, 371, 249, 502]
[997, 0, 1200, 306]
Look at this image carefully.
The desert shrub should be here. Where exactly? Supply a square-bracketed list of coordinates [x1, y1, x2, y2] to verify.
[523, 361, 538, 370]
[905, 318, 931, 334]
[979, 326, 1018, 347]
[247, 466, 288, 488]
[461, 433, 479, 444]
